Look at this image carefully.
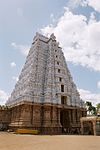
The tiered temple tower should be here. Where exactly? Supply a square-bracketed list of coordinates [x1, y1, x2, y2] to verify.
[6, 33, 86, 134]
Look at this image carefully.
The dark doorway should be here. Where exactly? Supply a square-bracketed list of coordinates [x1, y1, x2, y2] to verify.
[61, 96, 67, 105]
[60, 110, 70, 133]
[61, 85, 64, 92]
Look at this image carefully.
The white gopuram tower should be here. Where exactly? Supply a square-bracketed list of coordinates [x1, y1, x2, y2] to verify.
[6, 33, 86, 134]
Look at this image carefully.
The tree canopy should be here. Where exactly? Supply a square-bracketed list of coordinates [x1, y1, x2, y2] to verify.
[85, 101, 100, 116]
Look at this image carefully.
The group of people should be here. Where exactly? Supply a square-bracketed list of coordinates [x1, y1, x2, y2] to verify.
[63, 127, 81, 134]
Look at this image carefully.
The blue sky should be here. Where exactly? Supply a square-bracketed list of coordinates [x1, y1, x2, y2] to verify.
[0, 0, 100, 105]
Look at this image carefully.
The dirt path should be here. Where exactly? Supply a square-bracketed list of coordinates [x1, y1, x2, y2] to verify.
[0, 132, 100, 150]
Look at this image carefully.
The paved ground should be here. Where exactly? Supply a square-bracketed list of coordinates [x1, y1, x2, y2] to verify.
[0, 132, 100, 150]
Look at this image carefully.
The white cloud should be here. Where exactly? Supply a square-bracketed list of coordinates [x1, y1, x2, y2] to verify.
[97, 81, 100, 89]
[0, 90, 8, 105]
[12, 76, 19, 82]
[10, 62, 16, 68]
[89, 12, 96, 24]
[41, 8, 100, 72]
[84, 0, 100, 13]
[69, 0, 100, 12]
[11, 42, 30, 56]
[79, 88, 100, 106]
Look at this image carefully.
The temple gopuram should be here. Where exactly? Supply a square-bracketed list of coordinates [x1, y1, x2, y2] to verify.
[0, 33, 86, 134]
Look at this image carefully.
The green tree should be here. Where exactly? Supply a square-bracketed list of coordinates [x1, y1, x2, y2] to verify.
[91, 106, 97, 115]
[96, 103, 100, 115]
[85, 101, 93, 115]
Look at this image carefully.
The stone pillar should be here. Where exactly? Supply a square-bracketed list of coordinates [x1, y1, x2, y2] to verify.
[58, 108, 61, 126]
[19, 104, 32, 127]
[77, 109, 80, 123]
[33, 105, 41, 127]
[72, 110, 76, 124]
[43, 106, 51, 127]
[81, 120, 84, 135]
[93, 121, 96, 136]
[52, 106, 58, 126]
[70, 109, 73, 123]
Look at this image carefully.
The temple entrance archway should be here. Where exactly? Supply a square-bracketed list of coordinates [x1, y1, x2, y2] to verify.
[82, 121, 94, 135]
[60, 109, 70, 133]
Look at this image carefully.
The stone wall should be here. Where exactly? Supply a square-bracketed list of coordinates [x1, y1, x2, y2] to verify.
[0, 107, 11, 130]
[7, 102, 62, 134]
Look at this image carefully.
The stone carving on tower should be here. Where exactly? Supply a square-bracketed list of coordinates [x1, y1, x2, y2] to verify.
[7, 33, 83, 107]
